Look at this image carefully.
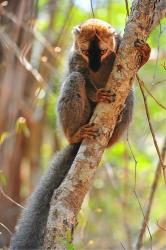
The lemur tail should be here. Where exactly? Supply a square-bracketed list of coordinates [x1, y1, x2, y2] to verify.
[10, 143, 80, 250]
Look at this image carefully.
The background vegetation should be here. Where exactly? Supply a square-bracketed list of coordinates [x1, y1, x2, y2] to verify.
[0, 0, 165, 249]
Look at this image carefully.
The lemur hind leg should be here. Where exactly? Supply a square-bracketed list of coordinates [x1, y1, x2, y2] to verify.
[58, 72, 98, 144]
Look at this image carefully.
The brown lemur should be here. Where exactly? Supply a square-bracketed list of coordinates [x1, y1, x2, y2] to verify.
[10, 19, 150, 249]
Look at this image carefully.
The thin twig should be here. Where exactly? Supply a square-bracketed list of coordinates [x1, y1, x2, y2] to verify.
[105, 159, 132, 250]
[136, 138, 166, 249]
[0, 222, 12, 235]
[134, 190, 152, 250]
[124, 0, 130, 16]
[124, 2, 152, 248]
[137, 75, 166, 184]
[153, 21, 162, 80]
[126, 132, 138, 190]
[0, 186, 24, 209]
[120, 241, 126, 249]
[90, 0, 95, 18]
[0, 5, 58, 58]
[156, 219, 166, 231]
[152, 78, 166, 86]
[0, 29, 46, 87]
[138, 76, 166, 110]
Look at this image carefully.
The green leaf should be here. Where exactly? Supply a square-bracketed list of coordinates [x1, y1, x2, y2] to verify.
[15, 117, 30, 137]
[0, 131, 10, 145]
[0, 170, 7, 187]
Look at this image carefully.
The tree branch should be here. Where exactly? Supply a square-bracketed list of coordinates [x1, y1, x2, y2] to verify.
[137, 75, 166, 183]
[43, 1, 166, 249]
[136, 137, 166, 249]
[150, 1, 166, 31]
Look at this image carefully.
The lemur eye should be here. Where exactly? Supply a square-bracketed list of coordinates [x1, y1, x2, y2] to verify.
[81, 49, 88, 56]
[100, 49, 107, 55]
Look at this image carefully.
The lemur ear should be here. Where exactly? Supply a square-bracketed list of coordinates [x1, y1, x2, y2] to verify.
[108, 25, 115, 35]
[72, 25, 81, 35]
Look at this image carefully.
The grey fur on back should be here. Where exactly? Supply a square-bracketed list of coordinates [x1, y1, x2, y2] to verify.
[10, 144, 79, 250]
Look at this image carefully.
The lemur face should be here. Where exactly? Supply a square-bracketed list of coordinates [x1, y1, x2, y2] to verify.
[73, 19, 116, 72]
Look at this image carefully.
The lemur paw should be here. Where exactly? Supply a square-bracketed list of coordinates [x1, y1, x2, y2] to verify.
[96, 88, 116, 103]
[134, 39, 151, 68]
[80, 123, 99, 140]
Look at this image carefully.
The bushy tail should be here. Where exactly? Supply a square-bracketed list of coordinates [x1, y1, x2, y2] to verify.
[10, 144, 80, 250]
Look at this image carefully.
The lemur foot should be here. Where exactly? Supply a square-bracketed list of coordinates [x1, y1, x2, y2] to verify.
[80, 123, 99, 140]
[96, 88, 116, 103]
[134, 39, 151, 68]
[69, 123, 99, 143]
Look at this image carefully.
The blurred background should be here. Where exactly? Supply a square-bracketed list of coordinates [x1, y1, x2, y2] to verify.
[0, 0, 165, 249]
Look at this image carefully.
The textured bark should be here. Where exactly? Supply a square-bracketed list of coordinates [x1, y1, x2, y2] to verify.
[43, 1, 166, 249]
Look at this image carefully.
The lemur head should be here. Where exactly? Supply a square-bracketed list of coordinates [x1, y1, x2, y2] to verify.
[73, 19, 117, 72]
